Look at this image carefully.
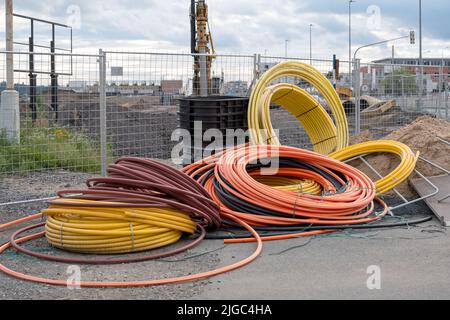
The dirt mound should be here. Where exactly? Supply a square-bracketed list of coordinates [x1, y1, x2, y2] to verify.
[385, 116, 450, 176]
[350, 130, 375, 145]
[348, 116, 450, 198]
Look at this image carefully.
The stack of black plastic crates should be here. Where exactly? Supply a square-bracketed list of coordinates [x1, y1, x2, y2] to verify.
[178, 96, 249, 165]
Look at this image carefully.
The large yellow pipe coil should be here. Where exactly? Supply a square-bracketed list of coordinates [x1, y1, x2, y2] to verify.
[43, 199, 197, 254]
[248, 61, 348, 153]
[330, 140, 419, 195]
[256, 83, 338, 155]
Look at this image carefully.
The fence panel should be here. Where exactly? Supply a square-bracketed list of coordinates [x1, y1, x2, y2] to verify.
[353, 61, 449, 138]
[0, 51, 102, 176]
[102, 52, 255, 162]
[1, 49, 449, 179]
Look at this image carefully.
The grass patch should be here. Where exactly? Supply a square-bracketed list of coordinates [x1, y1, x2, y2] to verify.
[0, 126, 108, 175]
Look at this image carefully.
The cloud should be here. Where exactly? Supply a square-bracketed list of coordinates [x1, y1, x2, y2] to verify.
[0, 0, 449, 62]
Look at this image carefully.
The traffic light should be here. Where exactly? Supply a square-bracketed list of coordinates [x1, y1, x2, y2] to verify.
[333, 55, 340, 79]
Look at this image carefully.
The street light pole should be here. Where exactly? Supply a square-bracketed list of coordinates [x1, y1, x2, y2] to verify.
[445, 47, 450, 120]
[353, 34, 411, 62]
[349, 0, 355, 88]
[285, 39, 289, 58]
[419, 0, 423, 109]
[443, 46, 450, 69]
[419, 0, 423, 65]
[441, 46, 449, 118]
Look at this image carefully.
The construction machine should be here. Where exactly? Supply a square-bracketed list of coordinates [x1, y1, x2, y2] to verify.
[190, 0, 215, 96]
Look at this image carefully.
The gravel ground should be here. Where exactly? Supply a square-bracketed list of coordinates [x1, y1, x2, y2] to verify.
[0, 171, 225, 300]
[1, 170, 448, 300]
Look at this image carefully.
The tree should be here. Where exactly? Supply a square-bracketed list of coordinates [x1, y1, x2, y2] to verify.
[381, 68, 418, 96]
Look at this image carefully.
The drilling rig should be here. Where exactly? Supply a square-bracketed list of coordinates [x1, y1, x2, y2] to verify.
[190, 0, 215, 96]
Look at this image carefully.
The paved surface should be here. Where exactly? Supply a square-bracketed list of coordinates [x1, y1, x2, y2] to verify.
[412, 175, 450, 227]
[1, 172, 449, 300]
[197, 225, 450, 300]
[1, 218, 449, 300]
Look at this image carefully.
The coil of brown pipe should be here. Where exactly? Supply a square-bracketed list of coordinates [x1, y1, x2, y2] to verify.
[53, 157, 221, 230]
[11, 157, 222, 264]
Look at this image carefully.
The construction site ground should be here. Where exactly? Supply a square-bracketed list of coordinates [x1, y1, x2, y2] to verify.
[1, 170, 449, 300]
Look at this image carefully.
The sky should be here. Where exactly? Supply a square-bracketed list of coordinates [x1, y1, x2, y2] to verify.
[0, 0, 449, 63]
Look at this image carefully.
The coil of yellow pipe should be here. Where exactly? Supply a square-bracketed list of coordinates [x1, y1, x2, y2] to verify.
[329, 140, 419, 195]
[43, 199, 197, 254]
[252, 176, 322, 195]
[256, 83, 338, 155]
[248, 61, 348, 152]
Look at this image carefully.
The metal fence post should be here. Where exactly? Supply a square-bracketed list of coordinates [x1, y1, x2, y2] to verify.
[248, 53, 261, 96]
[99, 49, 107, 176]
[253, 53, 261, 81]
[354, 59, 361, 134]
[444, 81, 450, 120]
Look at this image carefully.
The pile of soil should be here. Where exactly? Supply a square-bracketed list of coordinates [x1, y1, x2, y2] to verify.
[386, 116, 450, 176]
[349, 116, 450, 198]
[350, 130, 374, 145]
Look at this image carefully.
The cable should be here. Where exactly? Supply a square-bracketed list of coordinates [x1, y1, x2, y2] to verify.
[329, 140, 419, 195]
[0, 157, 263, 287]
[34, 157, 221, 255]
[0, 213, 43, 231]
[248, 61, 348, 152]
[204, 216, 433, 240]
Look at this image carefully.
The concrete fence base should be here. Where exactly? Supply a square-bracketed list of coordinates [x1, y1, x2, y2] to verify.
[0, 90, 20, 143]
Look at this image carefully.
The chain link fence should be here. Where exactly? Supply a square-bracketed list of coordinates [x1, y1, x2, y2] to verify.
[0, 50, 449, 178]
[101, 51, 254, 163]
[0, 51, 103, 176]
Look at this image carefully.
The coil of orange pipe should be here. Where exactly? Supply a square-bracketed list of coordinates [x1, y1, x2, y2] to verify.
[183, 145, 389, 242]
